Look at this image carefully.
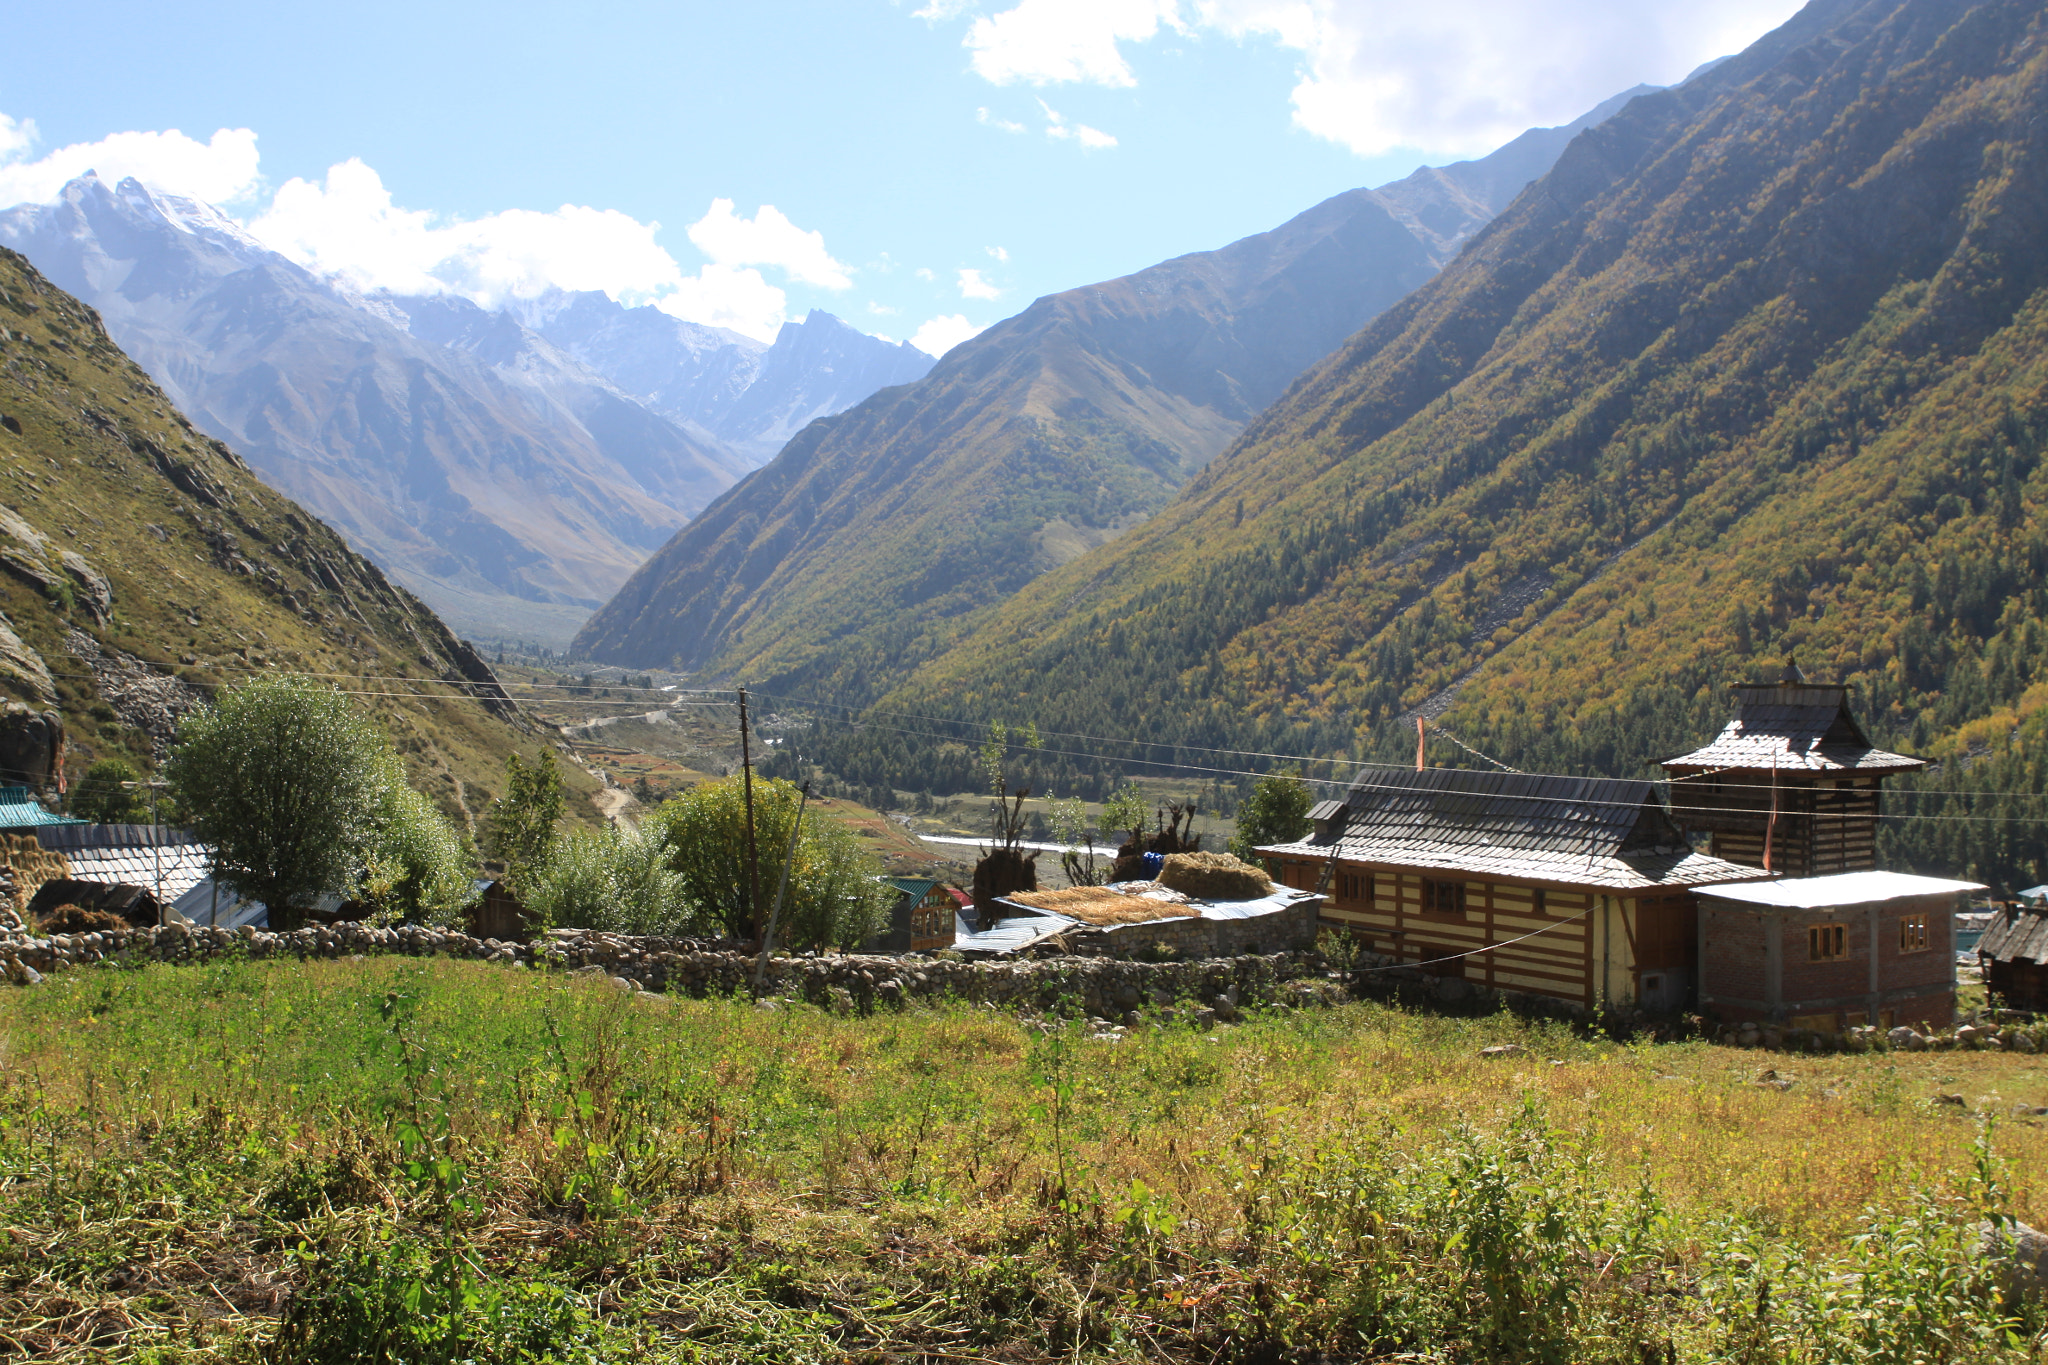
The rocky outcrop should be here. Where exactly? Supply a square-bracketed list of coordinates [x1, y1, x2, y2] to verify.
[0, 701, 61, 789]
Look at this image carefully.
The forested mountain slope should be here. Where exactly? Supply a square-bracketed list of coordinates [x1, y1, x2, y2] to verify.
[856, 0, 2048, 889]
[571, 88, 1649, 683]
[0, 247, 590, 826]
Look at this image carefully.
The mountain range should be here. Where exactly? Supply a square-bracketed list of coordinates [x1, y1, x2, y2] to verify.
[0, 178, 927, 646]
[511, 294, 934, 466]
[569, 85, 1653, 682]
[0, 243, 589, 822]
[825, 0, 2047, 890]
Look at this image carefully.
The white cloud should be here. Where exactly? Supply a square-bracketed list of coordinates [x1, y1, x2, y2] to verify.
[685, 198, 853, 290]
[248, 159, 686, 305]
[0, 116, 261, 209]
[0, 114, 36, 161]
[656, 264, 788, 341]
[976, 106, 1029, 134]
[243, 168, 845, 342]
[910, 314, 985, 357]
[938, 0, 1804, 157]
[964, 0, 1184, 86]
[987, 245, 1010, 261]
[957, 267, 1003, 300]
[1039, 100, 1119, 149]
[867, 300, 899, 316]
[915, 267, 937, 282]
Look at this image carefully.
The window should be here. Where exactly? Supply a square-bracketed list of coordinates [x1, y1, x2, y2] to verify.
[1533, 886, 1548, 916]
[1899, 916, 1929, 953]
[1337, 871, 1374, 903]
[1422, 879, 1467, 917]
[1809, 923, 1847, 961]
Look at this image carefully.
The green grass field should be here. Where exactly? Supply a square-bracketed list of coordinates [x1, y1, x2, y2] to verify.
[4, 956, 2046, 1362]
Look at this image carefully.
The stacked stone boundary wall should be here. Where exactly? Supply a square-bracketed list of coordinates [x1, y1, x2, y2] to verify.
[0, 920, 1341, 1021]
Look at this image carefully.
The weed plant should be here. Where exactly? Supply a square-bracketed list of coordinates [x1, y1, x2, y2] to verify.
[2, 957, 2046, 1361]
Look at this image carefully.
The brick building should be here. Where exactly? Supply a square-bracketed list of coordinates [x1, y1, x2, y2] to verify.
[1257, 768, 1762, 1012]
[1694, 871, 1979, 1030]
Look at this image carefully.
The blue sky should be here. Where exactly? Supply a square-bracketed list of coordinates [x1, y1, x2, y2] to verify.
[0, 1, 1803, 352]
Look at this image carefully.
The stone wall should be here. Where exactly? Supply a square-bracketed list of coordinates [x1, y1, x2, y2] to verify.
[0, 919, 1338, 1022]
[1055, 900, 1320, 960]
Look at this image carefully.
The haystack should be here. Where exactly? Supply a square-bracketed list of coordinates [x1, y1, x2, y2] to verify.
[1158, 851, 1271, 902]
[1005, 885, 1199, 926]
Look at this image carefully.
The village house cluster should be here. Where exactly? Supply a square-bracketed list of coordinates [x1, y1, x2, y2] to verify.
[0, 676, 2019, 1037]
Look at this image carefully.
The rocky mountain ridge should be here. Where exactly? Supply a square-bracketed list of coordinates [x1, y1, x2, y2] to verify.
[0, 244, 589, 822]
[0, 177, 927, 646]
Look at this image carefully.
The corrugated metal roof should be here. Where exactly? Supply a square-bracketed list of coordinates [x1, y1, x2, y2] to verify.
[0, 786, 87, 829]
[957, 884, 1320, 955]
[1258, 766, 1764, 891]
[1662, 683, 1922, 773]
[1696, 870, 1983, 910]
[2019, 885, 2048, 904]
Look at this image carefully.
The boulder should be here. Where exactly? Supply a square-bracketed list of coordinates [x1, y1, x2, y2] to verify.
[1978, 1220, 2048, 1299]
[1888, 1025, 1926, 1051]
[0, 701, 61, 788]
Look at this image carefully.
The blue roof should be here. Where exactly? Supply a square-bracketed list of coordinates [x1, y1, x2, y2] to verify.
[0, 787, 87, 829]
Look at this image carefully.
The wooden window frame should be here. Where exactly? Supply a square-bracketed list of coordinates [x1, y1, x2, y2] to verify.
[1898, 915, 1930, 954]
[1421, 878, 1467, 918]
[1808, 922, 1848, 962]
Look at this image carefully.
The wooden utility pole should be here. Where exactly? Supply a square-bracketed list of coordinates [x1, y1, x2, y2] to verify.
[738, 686, 762, 939]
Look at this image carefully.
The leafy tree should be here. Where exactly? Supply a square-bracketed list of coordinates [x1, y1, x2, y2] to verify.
[1228, 771, 1314, 861]
[1050, 794, 1105, 886]
[481, 750, 563, 892]
[165, 678, 390, 931]
[360, 770, 479, 925]
[647, 775, 888, 949]
[71, 757, 148, 825]
[523, 823, 685, 935]
[1099, 785, 1149, 845]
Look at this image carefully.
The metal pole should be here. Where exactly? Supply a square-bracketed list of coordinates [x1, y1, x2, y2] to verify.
[738, 687, 761, 940]
[754, 781, 811, 992]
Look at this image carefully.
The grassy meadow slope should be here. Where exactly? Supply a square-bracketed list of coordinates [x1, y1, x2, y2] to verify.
[5, 955, 2044, 1360]
[858, 0, 2048, 886]
[0, 246, 596, 826]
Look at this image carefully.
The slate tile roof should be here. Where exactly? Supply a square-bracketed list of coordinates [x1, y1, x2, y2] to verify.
[1981, 904, 2048, 965]
[35, 823, 211, 901]
[1661, 683, 1923, 773]
[1259, 767, 1765, 891]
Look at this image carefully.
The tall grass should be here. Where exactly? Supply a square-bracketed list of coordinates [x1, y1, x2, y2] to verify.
[1, 956, 2044, 1361]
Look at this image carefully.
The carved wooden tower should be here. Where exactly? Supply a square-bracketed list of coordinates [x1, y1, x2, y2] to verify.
[1660, 674, 1923, 877]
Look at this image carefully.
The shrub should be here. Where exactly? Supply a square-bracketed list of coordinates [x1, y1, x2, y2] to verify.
[360, 771, 479, 925]
[646, 775, 889, 949]
[522, 823, 687, 935]
[69, 757, 148, 825]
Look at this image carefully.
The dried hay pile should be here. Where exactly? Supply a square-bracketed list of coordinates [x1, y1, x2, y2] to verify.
[1158, 852, 1272, 902]
[1005, 885, 1199, 926]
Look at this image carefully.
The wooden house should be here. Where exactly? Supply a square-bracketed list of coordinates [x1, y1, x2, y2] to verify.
[1696, 871, 1979, 1029]
[1258, 769, 1763, 1012]
[1978, 899, 2048, 1011]
[865, 877, 959, 954]
[1660, 679, 1922, 876]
